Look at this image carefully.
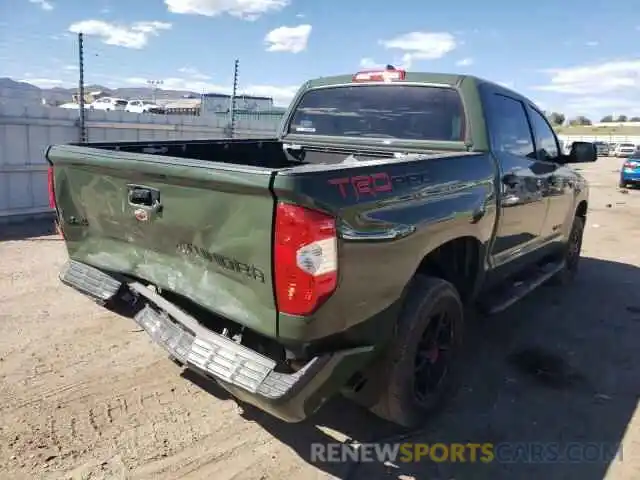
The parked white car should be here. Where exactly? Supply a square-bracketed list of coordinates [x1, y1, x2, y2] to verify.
[125, 100, 165, 114]
[58, 103, 90, 109]
[613, 143, 637, 157]
[89, 97, 128, 111]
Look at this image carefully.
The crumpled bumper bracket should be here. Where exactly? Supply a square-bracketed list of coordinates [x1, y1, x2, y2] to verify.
[59, 260, 324, 400]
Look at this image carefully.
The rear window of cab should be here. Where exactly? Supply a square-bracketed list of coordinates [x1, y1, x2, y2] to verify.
[287, 84, 465, 142]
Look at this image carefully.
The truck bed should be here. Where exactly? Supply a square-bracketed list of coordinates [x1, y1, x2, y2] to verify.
[69, 138, 470, 171]
[72, 138, 302, 169]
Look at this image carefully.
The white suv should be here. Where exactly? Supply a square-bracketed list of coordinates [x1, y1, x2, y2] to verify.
[614, 143, 637, 157]
[125, 100, 165, 114]
[89, 97, 128, 111]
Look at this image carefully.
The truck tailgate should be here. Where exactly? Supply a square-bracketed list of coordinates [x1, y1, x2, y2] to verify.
[47, 145, 278, 337]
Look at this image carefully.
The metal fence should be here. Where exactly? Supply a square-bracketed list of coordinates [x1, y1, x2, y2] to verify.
[0, 103, 285, 223]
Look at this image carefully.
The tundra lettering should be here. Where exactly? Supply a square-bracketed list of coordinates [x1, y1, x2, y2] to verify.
[176, 242, 265, 283]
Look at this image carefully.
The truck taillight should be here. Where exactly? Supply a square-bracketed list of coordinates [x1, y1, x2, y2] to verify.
[274, 202, 338, 316]
[47, 166, 56, 209]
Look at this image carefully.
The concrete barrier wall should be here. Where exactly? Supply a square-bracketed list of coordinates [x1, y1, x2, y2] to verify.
[0, 103, 282, 222]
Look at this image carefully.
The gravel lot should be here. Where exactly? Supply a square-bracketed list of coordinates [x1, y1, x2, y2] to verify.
[1, 159, 638, 480]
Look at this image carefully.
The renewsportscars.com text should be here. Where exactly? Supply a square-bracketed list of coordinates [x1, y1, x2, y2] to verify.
[310, 442, 623, 464]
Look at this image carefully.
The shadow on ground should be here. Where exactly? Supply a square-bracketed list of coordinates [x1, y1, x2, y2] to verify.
[0, 217, 59, 242]
[183, 257, 640, 480]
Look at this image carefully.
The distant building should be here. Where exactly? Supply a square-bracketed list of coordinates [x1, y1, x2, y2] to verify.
[71, 90, 108, 104]
[200, 92, 274, 115]
[160, 93, 284, 117]
[163, 98, 202, 115]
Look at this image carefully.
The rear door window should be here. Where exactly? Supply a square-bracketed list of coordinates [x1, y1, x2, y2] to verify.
[484, 94, 535, 158]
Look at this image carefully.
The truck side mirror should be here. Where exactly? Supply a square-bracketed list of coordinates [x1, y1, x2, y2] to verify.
[567, 141, 597, 163]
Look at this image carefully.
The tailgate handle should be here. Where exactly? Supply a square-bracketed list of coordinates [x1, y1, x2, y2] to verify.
[127, 185, 161, 211]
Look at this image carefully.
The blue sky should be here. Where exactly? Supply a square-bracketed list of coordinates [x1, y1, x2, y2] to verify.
[1, 0, 640, 118]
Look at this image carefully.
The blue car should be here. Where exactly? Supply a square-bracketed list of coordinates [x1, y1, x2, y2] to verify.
[619, 154, 640, 188]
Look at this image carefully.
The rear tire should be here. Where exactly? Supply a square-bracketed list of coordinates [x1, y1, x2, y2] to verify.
[548, 215, 585, 286]
[370, 276, 464, 428]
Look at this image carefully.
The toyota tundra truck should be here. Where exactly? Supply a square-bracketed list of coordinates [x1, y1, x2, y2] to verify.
[46, 67, 597, 428]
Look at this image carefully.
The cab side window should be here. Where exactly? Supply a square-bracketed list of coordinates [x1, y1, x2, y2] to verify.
[485, 94, 535, 158]
[527, 107, 560, 161]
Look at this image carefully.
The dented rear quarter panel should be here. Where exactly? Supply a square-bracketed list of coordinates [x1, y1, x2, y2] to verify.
[272, 151, 498, 343]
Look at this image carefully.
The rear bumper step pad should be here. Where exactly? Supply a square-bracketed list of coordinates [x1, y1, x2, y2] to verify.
[59, 260, 122, 302]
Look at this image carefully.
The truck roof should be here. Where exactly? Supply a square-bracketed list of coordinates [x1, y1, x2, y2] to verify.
[305, 71, 463, 88]
[303, 70, 536, 110]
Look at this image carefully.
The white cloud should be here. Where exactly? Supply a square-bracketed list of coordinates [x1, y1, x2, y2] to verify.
[379, 31, 456, 68]
[68, 20, 171, 49]
[564, 96, 640, 115]
[456, 57, 474, 67]
[359, 57, 383, 69]
[29, 0, 54, 11]
[19, 78, 63, 88]
[165, 0, 289, 20]
[264, 24, 311, 53]
[50, 33, 72, 41]
[63, 65, 79, 71]
[535, 60, 640, 95]
[178, 66, 211, 80]
[125, 76, 299, 106]
[533, 60, 640, 116]
[586, 41, 599, 47]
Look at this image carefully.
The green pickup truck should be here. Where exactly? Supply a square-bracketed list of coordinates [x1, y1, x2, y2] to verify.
[46, 66, 597, 428]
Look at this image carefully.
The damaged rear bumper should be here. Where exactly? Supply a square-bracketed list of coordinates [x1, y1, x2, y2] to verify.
[59, 260, 375, 422]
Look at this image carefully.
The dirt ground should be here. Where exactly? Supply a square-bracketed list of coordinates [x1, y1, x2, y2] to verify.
[1, 159, 639, 480]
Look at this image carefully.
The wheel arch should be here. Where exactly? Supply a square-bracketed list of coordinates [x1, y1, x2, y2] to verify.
[410, 235, 486, 304]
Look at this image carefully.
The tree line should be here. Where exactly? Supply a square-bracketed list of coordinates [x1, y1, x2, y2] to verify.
[544, 112, 640, 127]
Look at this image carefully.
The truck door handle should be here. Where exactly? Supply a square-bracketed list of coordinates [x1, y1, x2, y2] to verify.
[502, 173, 519, 187]
[127, 185, 162, 211]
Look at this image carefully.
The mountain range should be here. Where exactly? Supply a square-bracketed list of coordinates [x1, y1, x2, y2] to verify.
[0, 77, 201, 105]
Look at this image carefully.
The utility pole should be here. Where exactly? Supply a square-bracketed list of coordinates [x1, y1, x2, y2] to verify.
[146, 79, 163, 103]
[229, 59, 239, 138]
[77, 32, 87, 143]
